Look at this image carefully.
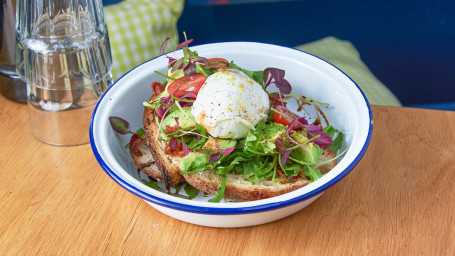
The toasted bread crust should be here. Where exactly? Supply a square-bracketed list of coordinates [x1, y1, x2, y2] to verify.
[143, 96, 185, 187]
[184, 171, 309, 201]
[183, 147, 336, 201]
[130, 136, 163, 181]
[130, 136, 155, 169]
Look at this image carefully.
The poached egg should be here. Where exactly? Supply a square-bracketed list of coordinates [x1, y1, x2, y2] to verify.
[191, 69, 270, 139]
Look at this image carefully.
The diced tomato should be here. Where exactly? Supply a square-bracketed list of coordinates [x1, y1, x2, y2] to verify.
[208, 58, 229, 69]
[164, 124, 181, 134]
[167, 74, 206, 98]
[273, 105, 299, 129]
[151, 81, 165, 95]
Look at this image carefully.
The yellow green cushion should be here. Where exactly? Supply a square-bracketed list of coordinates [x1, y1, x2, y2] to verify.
[295, 37, 401, 106]
[104, 0, 184, 80]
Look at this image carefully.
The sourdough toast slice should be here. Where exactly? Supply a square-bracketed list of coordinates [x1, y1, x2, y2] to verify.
[130, 136, 162, 181]
[183, 147, 336, 201]
[143, 96, 185, 187]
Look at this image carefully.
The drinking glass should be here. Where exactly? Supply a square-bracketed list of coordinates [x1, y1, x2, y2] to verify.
[16, 0, 113, 146]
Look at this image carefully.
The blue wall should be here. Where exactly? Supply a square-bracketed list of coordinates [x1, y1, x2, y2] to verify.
[103, 0, 455, 107]
[177, 0, 455, 106]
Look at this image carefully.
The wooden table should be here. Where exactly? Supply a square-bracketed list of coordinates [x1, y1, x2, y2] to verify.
[1, 94, 454, 255]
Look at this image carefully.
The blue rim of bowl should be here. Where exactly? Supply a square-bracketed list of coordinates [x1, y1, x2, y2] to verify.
[90, 41, 374, 215]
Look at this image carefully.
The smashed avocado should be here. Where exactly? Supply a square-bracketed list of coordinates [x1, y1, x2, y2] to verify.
[161, 107, 195, 133]
[290, 131, 322, 164]
[180, 151, 209, 172]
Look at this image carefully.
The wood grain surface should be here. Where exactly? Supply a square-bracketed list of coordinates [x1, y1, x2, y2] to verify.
[1, 94, 454, 255]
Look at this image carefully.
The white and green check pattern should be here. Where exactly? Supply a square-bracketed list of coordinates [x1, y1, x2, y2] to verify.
[296, 37, 401, 106]
[104, 0, 184, 80]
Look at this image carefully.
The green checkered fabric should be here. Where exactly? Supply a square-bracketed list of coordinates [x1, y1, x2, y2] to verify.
[104, 0, 184, 80]
[295, 37, 401, 106]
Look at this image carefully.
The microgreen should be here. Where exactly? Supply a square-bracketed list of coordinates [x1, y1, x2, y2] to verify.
[159, 35, 211, 77]
[263, 67, 292, 94]
[184, 183, 198, 199]
[208, 152, 221, 163]
[208, 176, 226, 203]
[182, 140, 190, 156]
[129, 134, 140, 151]
[169, 137, 179, 150]
[109, 116, 145, 150]
[109, 116, 130, 135]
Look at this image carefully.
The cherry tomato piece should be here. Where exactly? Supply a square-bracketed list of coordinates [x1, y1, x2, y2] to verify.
[273, 105, 299, 129]
[167, 74, 207, 97]
[208, 58, 230, 69]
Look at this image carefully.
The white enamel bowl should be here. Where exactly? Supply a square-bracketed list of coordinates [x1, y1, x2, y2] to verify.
[90, 42, 373, 228]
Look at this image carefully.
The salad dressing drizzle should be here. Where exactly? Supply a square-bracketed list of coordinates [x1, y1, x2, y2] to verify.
[297, 96, 329, 126]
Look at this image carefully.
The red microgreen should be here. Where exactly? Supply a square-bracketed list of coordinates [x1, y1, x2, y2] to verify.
[183, 62, 196, 76]
[209, 152, 221, 163]
[175, 38, 194, 51]
[286, 118, 298, 135]
[169, 137, 179, 150]
[263, 67, 292, 94]
[109, 116, 130, 135]
[182, 140, 190, 156]
[276, 138, 291, 166]
[171, 57, 186, 73]
[307, 130, 332, 147]
[192, 56, 210, 66]
[303, 124, 322, 132]
[277, 88, 285, 108]
[276, 138, 287, 154]
[223, 146, 236, 155]
[177, 92, 197, 107]
[168, 57, 178, 67]
[129, 133, 139, 151]
[297, 117, 308, 125]
[160, 37, 170, 53]
[213, 141, 236, 156]
[281, 150, 291, 166]
[157, 105, 165, 118]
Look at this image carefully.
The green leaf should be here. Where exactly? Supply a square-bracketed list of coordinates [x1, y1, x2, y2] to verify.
[228, 62, 264, 85]
[304, 165, 323, 183]
[174, 182, 183, 193]
[322, 125, 344, 153]
[184, 183, 198, 199]
[141, 178, 159, 190]
[241, 155, 276, 184]
[208, 175, 227, 203]
[186, 124, 208, 149]
[244, 121, 285, 155]
[135, 128, 145, 137]
[281, 162, 302, 177]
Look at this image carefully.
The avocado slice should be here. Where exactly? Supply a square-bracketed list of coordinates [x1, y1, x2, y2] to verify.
[161, 107, 196, 134]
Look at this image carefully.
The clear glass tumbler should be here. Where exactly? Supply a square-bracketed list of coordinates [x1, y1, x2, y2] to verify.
[16, 0, 113, 146]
